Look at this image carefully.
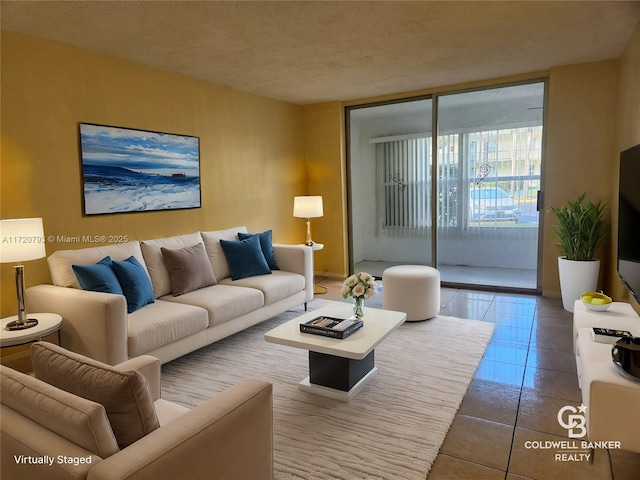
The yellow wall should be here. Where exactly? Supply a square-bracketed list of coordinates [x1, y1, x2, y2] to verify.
[0, 31, 306, 317]
[609, 22, 640, 309]
[542, 59, 620, 297]
[302, 102, 348, 278]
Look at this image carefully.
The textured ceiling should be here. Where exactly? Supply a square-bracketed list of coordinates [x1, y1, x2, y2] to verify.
[2, 1, 639, 105]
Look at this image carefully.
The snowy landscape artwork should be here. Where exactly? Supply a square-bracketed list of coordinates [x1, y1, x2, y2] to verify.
[79, 123, 201, 215]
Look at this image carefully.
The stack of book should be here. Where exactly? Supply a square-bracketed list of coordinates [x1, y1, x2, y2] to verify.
[591, 327, 633, 344]
[300, 316, 363, 339]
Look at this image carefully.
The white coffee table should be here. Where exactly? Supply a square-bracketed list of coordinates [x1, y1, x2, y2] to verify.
[264, 303, 406, 401]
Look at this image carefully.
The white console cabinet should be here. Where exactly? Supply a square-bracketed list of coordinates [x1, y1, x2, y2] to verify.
[573, 300, 640, 453]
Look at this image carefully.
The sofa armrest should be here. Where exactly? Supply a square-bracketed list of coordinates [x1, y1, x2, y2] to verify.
[273, 244, 313, 302]
[115, 356, 161, 401]
[25, 284, 129, 365]
[87, 378, 273, 480]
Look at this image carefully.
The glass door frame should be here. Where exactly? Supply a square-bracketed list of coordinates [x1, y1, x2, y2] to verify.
[344, 94, 433, 278]
[345, 77, 548, 294]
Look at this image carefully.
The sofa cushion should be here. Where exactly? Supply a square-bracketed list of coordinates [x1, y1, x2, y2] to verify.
[112, 256, 155, 313]
[160, 284, 264, 327]
[161, 243, 217, 296]
[238, 230, 280, 271]
[0, 364, 119, 458]
[31, 342, 159, 449]
[220, 235, 271, 280]
[72, 256, 124, 294]
[140, 232, 203, 298]
[200, 226, 248, 280]
[48, 241, 148, 289]
[219, 270, 305, 305]
[127, 300, 209, 357]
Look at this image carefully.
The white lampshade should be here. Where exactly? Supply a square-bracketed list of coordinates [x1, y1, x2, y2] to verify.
[293, 196, 324, 219]
[0, 218, 46, 263]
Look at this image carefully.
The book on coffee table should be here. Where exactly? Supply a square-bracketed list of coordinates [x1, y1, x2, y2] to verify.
[300, 316, 363, 339]
[591, 327, 633, 344]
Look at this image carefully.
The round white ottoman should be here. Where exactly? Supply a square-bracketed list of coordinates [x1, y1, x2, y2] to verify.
[382, 265, 440, 321]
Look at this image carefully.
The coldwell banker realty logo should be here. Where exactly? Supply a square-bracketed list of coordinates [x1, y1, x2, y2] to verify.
[524, 404, 622, 462]
[557, 404, 587, 438]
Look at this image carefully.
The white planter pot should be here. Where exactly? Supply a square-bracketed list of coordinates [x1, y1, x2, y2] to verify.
[558, 256, 600, 313]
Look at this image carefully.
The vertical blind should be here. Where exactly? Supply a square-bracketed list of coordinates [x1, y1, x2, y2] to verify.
[375, 137, 431, 237]
[375, 127, 542, 240]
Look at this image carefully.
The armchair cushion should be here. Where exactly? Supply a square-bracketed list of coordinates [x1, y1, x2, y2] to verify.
[31, 342, 159, 449]
[0, 365, 119, 458]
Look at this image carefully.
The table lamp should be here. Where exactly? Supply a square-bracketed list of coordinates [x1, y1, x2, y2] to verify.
[293, 196, 323, 246]
[0, 218, 46, 330]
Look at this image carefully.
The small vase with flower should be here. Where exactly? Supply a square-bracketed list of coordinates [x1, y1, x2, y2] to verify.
[341, 272, 378, 321]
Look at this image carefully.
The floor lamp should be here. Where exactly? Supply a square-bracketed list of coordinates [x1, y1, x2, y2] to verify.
[293, 196, 327, 294]
[0, 218, 46, 330]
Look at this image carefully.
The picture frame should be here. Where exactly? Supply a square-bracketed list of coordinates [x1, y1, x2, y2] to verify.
[79, 123, 201, 215]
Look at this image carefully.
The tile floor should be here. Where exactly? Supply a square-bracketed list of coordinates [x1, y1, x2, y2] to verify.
[316, 277, 640, 480]
[354, 261, 537, 291]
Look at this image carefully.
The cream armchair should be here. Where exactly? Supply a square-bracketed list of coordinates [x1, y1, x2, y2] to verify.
[1, 344, 273, 480]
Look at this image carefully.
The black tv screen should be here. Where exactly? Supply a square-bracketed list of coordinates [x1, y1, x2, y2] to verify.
[618, 144, 640, 302]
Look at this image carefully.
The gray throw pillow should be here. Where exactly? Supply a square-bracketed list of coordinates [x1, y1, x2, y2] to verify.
[161, 243, 217, 295]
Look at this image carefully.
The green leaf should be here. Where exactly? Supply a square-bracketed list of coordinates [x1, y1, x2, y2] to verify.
[550, 193, 607, 261]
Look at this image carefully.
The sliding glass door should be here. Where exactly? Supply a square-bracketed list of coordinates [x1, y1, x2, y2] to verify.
[349, 99, 433, 278]
[347, 81, 545, 291]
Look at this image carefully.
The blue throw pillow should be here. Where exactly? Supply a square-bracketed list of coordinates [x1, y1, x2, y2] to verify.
[238, 230, 279, 270]
[72, 256, 123, 295]
[220, 235, 272, 280]
[112, 256, 155, 313]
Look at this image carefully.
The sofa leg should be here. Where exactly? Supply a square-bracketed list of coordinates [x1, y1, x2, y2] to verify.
[304, 302, 308, 311]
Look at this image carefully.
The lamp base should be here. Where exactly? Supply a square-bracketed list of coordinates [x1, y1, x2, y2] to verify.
[6, 318, 39, 331]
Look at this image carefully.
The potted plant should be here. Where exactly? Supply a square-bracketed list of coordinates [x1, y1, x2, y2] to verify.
[550, 193, 608, 312]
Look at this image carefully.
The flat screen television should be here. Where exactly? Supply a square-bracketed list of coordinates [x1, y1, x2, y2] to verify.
[618, 144, 640, 302]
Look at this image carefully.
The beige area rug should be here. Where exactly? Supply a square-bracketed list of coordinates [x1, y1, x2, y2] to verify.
[161, 300, 494, 480]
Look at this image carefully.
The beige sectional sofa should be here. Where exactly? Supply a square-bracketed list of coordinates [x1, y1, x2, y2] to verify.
[26, 226, 313, 365]
[1, 343, 273, 480]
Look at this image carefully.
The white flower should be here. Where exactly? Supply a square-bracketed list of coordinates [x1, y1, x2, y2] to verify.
[342, 272, 378, 300]
[345, 275, 358, 287]
[352, 284, 366, 297]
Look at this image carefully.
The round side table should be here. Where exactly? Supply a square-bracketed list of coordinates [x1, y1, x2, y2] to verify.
[0, 313, 62, 348]
[301, 242, 327, 294]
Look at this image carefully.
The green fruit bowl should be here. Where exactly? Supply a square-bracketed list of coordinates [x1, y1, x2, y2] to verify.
[581, 291, 612, 311]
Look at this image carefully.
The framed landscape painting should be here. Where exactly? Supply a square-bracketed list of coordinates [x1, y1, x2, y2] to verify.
[79, 123, 201, 215]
